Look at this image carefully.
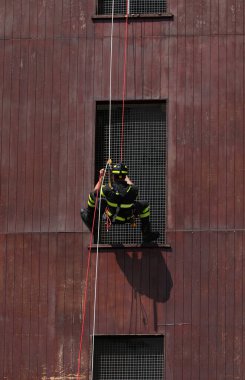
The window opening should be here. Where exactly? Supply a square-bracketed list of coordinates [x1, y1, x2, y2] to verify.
[93, 335, 164, 380]
[95, 101, 167, 245]
[97, 0, 167, 15]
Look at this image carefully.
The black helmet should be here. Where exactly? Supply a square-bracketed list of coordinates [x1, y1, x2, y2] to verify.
[111, 163, 128, 176]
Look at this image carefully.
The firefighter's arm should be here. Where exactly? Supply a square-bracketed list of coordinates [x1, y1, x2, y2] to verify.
[94, 168, 105, 191]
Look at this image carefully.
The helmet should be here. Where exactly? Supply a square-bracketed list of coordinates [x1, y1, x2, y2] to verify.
[111, 163, 128, 176]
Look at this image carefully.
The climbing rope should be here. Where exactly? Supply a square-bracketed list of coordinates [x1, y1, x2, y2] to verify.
[121, 0, 129, 162]
[76, 166, 109, 380]
[76, 169, 110, 380]
[108, 0, 115, 161]
[89, 4, 131, 377]
[77, 0, 130, 378]
[76, 174, 102, 380]
[90, 164, 109, 379]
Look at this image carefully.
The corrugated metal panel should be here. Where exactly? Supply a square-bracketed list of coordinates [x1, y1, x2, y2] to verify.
[0, 0, 245, 379]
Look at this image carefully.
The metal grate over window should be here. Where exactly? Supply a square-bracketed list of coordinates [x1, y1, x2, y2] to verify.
[93, 336, 164, 380]
[97, 0, 167, 15]
[95, 102, 167, 245]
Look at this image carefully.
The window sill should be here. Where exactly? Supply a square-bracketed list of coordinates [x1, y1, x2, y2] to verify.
[90, 243, 172, 251]
[92, 13, 174, 22]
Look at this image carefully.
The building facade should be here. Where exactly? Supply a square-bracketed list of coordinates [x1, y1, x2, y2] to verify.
[0, 0, 244, 379]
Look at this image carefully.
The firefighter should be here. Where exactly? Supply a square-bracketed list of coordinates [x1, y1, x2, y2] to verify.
[80, 163, 159, 243]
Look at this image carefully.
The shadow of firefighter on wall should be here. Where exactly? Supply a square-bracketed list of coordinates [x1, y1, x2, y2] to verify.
[114, 247, 173, 332]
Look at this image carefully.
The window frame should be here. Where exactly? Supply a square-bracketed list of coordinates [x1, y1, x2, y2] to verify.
[92, 0, 173, 21]
[94, 100, 169, 247]
[92, 335, 165, 380]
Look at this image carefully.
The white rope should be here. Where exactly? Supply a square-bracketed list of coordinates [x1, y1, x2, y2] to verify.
[108, 0, 115, 161]
[90, 164, 108, 380]
[127, 0, 130, 14]
[90, 2, 115, 378]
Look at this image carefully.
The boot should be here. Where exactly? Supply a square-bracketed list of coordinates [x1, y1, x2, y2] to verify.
[80, 208, 94, 232]
[141, 218, 160, 243]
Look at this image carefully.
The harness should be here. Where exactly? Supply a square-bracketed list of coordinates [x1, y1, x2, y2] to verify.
[102, 183, 137, 227]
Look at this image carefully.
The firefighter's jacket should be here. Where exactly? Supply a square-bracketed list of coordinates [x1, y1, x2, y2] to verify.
[101, 181, 138, 223]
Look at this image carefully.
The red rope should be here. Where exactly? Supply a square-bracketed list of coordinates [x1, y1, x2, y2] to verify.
[77, 0, 130, 375]
[120, 0, 129, 162]
[105, 208, 112, 231]
[76, 178, 101, 380]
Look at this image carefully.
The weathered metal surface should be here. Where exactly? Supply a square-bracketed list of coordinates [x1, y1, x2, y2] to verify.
[0, 0, 244, 379]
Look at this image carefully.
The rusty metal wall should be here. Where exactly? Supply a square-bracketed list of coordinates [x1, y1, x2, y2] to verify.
[0, 0, 244, 379]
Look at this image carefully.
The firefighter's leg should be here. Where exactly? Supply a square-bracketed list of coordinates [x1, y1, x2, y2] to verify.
[134, 201, 160, 243]
[80, 192, 107, 232]
[80, 192, 97, 231]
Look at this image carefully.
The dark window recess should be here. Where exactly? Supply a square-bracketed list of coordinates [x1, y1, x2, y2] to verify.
[95, 102, 167, 245]
[97, 0, 167, 15]
[93, 335, 164, 380]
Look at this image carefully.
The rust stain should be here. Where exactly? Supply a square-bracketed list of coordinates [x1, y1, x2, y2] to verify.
[41, 374, 86, 380]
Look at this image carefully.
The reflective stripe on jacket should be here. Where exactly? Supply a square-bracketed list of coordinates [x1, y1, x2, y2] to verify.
[101, 182, 138, 222]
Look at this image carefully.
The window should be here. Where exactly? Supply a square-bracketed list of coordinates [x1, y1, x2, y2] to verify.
[93, 335, 164, 380]
[96, 0, 167, 15]
[95, 101, 167, 245]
